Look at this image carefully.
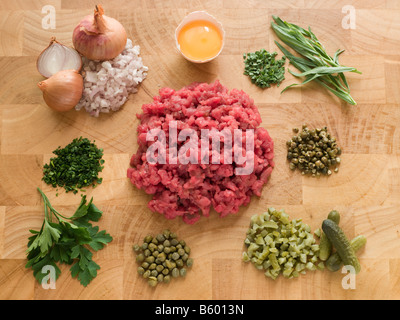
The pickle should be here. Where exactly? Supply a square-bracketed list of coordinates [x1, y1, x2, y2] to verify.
[322, 219, 361, 274]
[319, 210, 341, 261]
[327, 210, 341, 224]
[326, 235, 366, 272]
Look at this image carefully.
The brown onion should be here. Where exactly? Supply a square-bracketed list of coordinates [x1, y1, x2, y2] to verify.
[72, 5, 127, 61]
[38, 70, 83, 112]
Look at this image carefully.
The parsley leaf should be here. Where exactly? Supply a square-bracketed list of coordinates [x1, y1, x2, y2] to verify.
[25, 188, 113, 287]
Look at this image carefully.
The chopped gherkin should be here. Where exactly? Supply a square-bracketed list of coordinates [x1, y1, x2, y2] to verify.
[243, 208, 321, 280]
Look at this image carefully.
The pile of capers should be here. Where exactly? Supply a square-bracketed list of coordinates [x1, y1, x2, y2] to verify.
[133, 229, 193, 287]
[286, 125, 342, 177]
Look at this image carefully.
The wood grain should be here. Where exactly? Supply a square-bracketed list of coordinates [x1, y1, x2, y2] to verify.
[0, 0, 399, 300]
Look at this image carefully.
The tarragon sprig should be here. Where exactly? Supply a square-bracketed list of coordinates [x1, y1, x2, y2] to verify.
[271, 15, 361, 105]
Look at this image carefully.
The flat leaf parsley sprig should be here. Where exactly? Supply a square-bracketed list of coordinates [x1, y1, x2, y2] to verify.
[26, 188, 113, 287]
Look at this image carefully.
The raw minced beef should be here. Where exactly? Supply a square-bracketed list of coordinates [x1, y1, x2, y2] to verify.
[127, 80, 274, 224]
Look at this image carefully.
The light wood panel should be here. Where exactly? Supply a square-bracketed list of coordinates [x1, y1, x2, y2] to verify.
[0, 0, 399, 300]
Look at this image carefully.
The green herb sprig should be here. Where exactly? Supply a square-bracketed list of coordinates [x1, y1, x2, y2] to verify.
[26, 188, 113, 287]
[42, 137, 105, 194]
[243, 49, 286, 88]
[271, 15, 362, 105]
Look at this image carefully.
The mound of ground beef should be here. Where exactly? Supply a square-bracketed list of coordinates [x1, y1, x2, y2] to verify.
[127, 80, 274, 224]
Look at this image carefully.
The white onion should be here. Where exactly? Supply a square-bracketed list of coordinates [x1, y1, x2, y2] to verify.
[37, 37, 82, 78]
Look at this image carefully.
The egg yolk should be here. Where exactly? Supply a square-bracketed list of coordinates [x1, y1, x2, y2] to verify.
[178, 20, 223, 61]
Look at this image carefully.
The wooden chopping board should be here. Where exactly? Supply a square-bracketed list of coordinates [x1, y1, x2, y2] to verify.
[0, 0, 399, 300]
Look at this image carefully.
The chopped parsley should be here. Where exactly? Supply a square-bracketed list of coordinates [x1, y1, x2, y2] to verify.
[42, 137, 105, 194]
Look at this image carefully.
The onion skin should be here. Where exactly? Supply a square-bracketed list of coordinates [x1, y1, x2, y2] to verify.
[73, 5, 127, 61]
[38, 70, 83, 112]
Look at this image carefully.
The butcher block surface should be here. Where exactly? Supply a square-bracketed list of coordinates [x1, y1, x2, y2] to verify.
[0, 0, 400, 300]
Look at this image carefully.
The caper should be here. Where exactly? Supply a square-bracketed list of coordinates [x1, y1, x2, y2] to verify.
[164, 275, 171, 283]
[149, 263, 157, 270]
[136, 253, 145, 263]
[145, 256, 155, 264]
[156, 234, 165, 242]
[186, 258, 194, 268]
[163, 240, 171, 247]
[287, 125, 341, 177]
[148, 277, 158, 287]
[157, 252, 166, 262]
[162, 268, 170, 275]
[164, 247, 171, 254]
[143, 270, 151, 279]
[134, 229, 192, 287]
[156, 264, 164, 273]
[180, 268, 187, 277]
[171, 252, 180, 260]
[171, 268, 179, 278]
[148, 243, 157, 252]
[176, 259, 184, 268]
[163, 229, 171, 239]
[150, 270, 158, 277]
